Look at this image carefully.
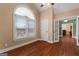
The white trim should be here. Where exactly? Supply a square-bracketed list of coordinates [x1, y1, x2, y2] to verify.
[71, 23, 73, 38]
[59, 17, 77, 39]
[73, 36, 76, 39]
[13, 5, 37, 41]
[76, 17, 79, 46]
[54, 19, 55, 42]
[54, 16, 78, 46]
[56, 20, 59, 42]
[55, 16, 78, 21]
[41, 39, 53, 44]
[0, 39, 40, 54]
[55, 16, 78, 39]
[54, 17, 76, 41]
[54, 20, 59, 43]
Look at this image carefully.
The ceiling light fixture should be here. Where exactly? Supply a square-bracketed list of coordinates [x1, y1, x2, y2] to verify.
[64, 19, 68, 22]
[40, 3, 54, 7]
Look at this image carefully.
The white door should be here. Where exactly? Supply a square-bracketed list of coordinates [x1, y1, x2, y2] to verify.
[54, 20, 59, 42]
[41, 20, 48, 41]
[76, 17, 79, 46]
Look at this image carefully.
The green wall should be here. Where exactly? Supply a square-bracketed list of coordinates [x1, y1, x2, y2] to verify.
[59, 18, 76, 37]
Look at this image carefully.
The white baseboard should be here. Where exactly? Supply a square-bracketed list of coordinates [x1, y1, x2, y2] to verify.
[47, 41, 53, 43]
[41, 39, 53, 44]
[0, 39, 40, 54]
[73, 36, 76, 39]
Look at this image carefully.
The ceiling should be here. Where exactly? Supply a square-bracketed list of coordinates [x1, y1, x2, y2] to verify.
[34, 3, 79, 14]
[34, 3, 53, 12]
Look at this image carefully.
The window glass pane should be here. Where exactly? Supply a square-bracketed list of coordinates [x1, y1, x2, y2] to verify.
[14, 7, 36, 40]
[15, 15, 28, 39]
[28, 20, 35, 28]
[15, 15, 28, 28]
[28, 20, 36, 37]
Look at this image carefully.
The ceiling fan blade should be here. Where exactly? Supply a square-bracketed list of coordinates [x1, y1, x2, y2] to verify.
[51, 3, 54, 5]
[40, 4, 44, 7]
[40, 3, 54, 7]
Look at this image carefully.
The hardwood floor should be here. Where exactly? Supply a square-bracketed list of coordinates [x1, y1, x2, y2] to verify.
[7, 36, 79, 56]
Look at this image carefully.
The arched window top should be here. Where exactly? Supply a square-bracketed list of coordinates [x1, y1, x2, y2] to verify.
[14, 7, 35, 20]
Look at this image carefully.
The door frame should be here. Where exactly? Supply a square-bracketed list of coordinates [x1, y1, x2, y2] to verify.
[54, 16, 77, 43]
[76, 16, 79, 46]
[61, 23, 73, 38]
[54, 20, 59, 42]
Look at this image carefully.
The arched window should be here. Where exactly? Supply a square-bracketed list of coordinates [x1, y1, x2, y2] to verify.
[13, 7, 36, 40]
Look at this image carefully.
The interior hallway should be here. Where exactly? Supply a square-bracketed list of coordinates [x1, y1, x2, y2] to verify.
[7, 36, 79, 56]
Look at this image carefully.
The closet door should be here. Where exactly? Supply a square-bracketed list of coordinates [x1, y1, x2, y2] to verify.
[41, 20, 48, 41]
[54, 20, 59, 42]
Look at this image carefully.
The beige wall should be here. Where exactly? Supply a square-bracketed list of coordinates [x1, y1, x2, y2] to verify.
[54, 8, 79, 19]
[0, 3, 40, 49]
[40, 7, 53, 43]
[2, 3, 78, 50]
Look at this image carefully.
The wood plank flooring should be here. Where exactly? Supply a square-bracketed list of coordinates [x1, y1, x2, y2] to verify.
[7, 35, 79, 56]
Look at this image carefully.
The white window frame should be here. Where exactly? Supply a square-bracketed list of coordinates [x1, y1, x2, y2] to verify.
[13, 7, 36, 41]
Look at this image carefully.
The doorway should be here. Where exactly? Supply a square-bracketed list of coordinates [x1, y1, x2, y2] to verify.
[61, 23, 73, 37]
[54, 17, 77, 45]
